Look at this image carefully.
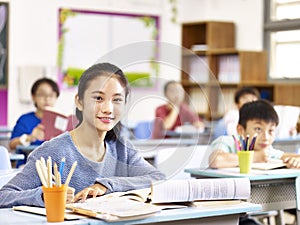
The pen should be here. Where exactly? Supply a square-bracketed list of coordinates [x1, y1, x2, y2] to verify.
[59, 157, 65, 177]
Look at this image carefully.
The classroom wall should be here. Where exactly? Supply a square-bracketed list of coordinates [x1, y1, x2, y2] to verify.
[4, 0, 263, 128]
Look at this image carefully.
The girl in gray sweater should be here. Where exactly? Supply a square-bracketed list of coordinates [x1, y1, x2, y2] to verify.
[0, 62, 165, 208]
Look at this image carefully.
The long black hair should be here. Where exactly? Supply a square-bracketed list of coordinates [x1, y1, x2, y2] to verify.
[75, 62, 130, 141]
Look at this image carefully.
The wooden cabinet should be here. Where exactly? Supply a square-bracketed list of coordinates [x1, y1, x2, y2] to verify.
[181, 21, 269, 120]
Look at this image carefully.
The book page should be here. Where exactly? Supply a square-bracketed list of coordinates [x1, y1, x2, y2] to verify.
[102, 188, 150, 202]
[67, 198, 160, 219]
[151, 178, 250, 203]
[252, 158, 286, 170]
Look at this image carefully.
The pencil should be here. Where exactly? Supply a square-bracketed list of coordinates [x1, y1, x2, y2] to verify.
[65, 161, 77, 186]
[232, 135, 241, 151]
[249, 133, 257, 150]
[47, 156, 52, 188]
[245, 134, 250, 150]
[35, 161, 47, 187]
[54, 162, 60, 187]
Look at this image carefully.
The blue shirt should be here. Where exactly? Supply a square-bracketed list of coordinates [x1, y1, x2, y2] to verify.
[0, 132, 165, 208]
[10, 112, 44, 146]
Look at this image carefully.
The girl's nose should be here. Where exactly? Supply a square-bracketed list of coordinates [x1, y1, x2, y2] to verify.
[101, 100, 113, 114]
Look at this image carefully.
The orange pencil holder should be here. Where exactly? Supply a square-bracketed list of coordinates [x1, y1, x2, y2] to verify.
[42, 185, 67, 222]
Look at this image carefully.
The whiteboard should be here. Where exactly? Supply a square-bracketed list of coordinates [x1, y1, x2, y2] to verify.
[58, 8, 159, 88]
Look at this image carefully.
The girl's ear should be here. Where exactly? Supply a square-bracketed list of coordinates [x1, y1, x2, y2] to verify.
[75, 94, 83, 111]
[237, 124, 245, 135]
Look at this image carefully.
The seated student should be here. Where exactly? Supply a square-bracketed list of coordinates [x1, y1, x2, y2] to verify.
[209, 99, 300, 225]
[152, 80, 205, 139]
[9, 78, 60, 167]
[213, 87, 260, 139]
[0, 62, 165, 207]
[209, 99, 300, 169]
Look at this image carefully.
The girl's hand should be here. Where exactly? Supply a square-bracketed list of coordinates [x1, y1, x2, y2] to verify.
[283, 157, 300, 169]
[71, 183, 107, 203]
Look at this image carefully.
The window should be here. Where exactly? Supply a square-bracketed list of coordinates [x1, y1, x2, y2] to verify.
[264, 0, 300, 79]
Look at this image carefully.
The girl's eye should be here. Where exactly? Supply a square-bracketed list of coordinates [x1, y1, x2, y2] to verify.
[114, 98, 124, 102]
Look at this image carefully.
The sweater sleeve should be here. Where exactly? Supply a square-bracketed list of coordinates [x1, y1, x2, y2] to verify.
[95, 143, 165, 193]
[0, 153, 45, 208]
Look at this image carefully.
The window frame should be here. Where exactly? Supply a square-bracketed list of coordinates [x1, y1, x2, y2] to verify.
[263, 0, 300, 82]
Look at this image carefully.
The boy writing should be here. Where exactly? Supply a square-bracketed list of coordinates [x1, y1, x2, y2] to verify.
[209, 99, 300, 169]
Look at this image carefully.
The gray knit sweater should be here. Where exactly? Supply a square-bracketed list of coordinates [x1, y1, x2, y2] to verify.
[0, 132, 165, 208]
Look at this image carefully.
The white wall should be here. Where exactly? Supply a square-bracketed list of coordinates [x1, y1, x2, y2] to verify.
[4, 0, 263, 127]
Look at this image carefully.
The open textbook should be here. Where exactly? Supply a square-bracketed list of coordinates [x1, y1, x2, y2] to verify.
[41, 106, 78, 140]
[150, 178, 250, 203]
[66, 178, 250, 220]
[251, 158, 287, 170]
[66, 197, 161, 222]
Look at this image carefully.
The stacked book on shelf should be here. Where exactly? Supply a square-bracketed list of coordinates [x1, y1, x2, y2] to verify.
[188, 55, 210, 83]
[218, 55, 240, 83]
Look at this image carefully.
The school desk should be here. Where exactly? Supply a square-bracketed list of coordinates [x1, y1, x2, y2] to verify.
[185, 167, 300, 225]
[0, 201, 261, 225]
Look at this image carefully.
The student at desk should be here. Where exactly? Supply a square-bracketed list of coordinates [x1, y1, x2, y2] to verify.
[209, 99, 300, 225]
[0, 62, 165, 208]
[9, 78, 60, 167]
[152, 80, 204, 139]
[209, 99, 300, 169]
[213, 86, 260, 140]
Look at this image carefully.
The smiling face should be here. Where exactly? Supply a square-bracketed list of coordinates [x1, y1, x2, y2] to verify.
[237, 119, 277, 152]
[76, 75, 126, 133]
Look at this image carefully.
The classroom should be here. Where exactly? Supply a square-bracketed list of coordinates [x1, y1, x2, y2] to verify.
[1, 0, 300, 225]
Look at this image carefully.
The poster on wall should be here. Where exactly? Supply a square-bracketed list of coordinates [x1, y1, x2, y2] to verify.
[0, 2, 8, 87]
[58, 8, 160, 89]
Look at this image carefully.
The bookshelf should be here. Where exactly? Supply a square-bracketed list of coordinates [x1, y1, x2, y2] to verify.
[181, 21, 271, 120]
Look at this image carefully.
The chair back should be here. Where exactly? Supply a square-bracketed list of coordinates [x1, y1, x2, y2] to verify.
[0, 146, 12, 170]
[133, 121, 153, 140]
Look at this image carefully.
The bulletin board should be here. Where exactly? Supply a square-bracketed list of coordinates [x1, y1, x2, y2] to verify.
[58, 8, 160, 89]
[0, 2, 8, 87]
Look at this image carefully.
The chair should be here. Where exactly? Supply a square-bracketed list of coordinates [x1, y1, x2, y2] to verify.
[155, 145, 210, 180]
[0, 146, 11, 170]
[133, 121, 153, 140]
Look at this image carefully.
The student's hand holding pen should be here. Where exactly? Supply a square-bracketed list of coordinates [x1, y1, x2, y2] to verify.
[71, 183, 107, 203]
